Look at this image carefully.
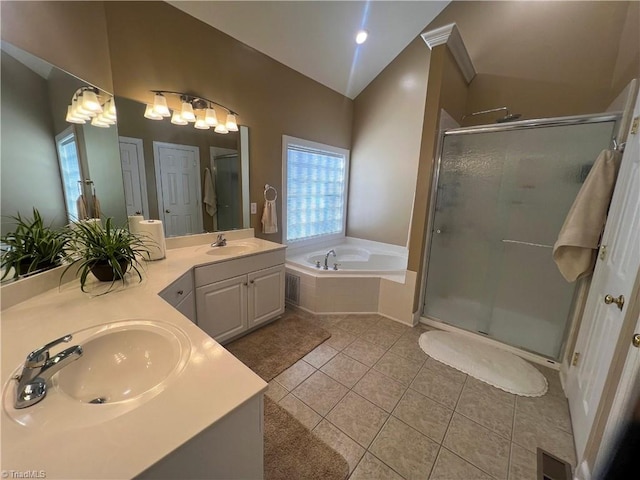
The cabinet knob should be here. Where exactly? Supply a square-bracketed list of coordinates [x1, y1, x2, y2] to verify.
[250, 280, 255, 284]
[243, 282, 248, 286]
[177, 290, 184, 296]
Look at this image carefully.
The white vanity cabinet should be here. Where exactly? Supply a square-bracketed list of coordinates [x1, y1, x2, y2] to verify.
[158, 271, 196, 323]
[195, 250, 285, 344]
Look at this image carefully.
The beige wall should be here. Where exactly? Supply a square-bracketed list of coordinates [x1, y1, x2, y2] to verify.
[103, 1, 353, 243]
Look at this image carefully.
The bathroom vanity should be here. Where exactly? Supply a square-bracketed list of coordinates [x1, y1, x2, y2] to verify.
[0, 232, 286, 479]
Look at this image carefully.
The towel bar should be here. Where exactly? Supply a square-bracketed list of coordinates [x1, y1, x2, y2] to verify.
[501, 239, 553, 249]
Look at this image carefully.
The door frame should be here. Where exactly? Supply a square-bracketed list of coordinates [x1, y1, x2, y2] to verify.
[153, 141, 202, 235]
[119, 136, 149, 218]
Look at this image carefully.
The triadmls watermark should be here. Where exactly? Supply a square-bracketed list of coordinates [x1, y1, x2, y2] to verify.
[1, 471, 46, 479]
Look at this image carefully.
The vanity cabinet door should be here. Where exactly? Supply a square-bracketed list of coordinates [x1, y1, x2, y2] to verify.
[248, 265, 285, 328]
[196, 275, 247, 343]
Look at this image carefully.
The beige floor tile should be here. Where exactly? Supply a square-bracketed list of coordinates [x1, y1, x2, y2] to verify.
[389, 334, 429, 363]
[456, 379, 514, 439]
[326, 391, 389, 447]
[424, 357, 467, 385]
[320, 353, 369, 388]
[359, 324, 404, 349]
[273, 359, 316, 390]
[374, 351, 424, 385]
[292, 370, 349, 416]
[375, 317, 411, 336]
[353, 369, 407, 412]
[335, 314, 380, 335]
[393, 388, 453, 443]
[303, 343, 339, 368]
[351, 452, 404, 480]
[313, 419, 365, 474]
[411, 366, 464, 409]
[516, 393, 572, 433]
[508, 443, 537, 480]
[369, 416, 439, 480]
[430, 448, 494, 480]
[535, 364, 565, 399]
[512, 409, 576, 467]
[343, 338, 387, 366]
[323, 325, 357, 351]
[278, 393, 322, 430]
[265, 381, 288, 402]
[443, 413, 510, 479]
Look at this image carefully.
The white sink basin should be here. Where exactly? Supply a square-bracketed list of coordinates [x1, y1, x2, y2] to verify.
[197, 239, 261, 257]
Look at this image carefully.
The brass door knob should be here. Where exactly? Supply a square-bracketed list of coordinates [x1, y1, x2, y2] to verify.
[633, 334, 640, 348]
[604, 294, 625, 311]
[165, 209, 171, 213]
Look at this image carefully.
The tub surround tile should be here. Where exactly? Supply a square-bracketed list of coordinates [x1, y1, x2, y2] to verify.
[443, 413, 510, 479]
[373, 351, 424, 386]
[292, 370, 348, 416]
[323, 326, 357, 351]
[509, 443, 537, 480]
[350, 452, 404, 480]
[313, 420, 365, 474]
[278, 394, 322, 430]
[343, 338, 387, 367]
[320, 353, 369, 388]
[456, 379, 515, 439]
[326, 392, 389, 447]
[411, 366, 465, 410]
[274, 359, 316, 391]
[303, 343, 339, 368]
[353, 369, 407, 413]
[369, 416, 439, 479]
[393, 388, 453, 444]
[430, 447, 494, 480]
[265, 381, 288, 402]
[512, 409, 576, 467]
[516, 394, 572, 433]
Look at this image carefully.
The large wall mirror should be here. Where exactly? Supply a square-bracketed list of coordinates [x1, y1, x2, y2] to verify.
[0, 41, 127, 233]
[115, 97, 250, 237]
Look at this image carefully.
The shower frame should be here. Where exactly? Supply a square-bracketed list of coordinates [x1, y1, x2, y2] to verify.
[418, 112, 621, 365]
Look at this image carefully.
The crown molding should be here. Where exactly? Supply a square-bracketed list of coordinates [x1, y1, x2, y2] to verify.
[421, 23, 476, 84]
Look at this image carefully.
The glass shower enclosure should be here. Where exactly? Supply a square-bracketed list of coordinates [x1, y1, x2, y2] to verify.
[422, 114, 619, 360]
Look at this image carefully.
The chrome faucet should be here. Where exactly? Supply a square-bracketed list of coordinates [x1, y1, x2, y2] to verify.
[323, 249, 336, 270]
[14, 334, 83, 409]
[210, 234, 227, 247]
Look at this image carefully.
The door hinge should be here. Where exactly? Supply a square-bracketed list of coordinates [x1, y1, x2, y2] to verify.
[599, 244, 607, 261]
[630, 117, 639, 135]
[572, 352, 580, 367]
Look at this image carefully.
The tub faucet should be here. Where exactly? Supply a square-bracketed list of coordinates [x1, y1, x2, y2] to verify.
[211, 234, 227, 247]
[323, 249, 336, 270]
[14, 334, 83, 409]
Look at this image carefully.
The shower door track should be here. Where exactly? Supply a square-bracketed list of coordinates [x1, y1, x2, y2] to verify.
[418, 111, 622, 363]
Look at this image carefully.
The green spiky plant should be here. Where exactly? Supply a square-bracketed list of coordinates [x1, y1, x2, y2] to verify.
[62, 218, 151, 292]
[1, 208, 67, 280]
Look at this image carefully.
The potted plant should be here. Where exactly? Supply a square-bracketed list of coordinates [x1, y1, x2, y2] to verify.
[1, 208, 67, 280]
[63, 218, 151, 292]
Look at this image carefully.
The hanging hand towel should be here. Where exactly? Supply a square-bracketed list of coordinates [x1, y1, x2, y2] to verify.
[262, 199, 278, 234]
[76, 194, 88, 220]
[203, 167, 218, 231]
[92, 194, 101, 219]
[553, 149, 622, 282]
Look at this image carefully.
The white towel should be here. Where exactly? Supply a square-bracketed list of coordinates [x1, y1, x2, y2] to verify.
[261, 199, 278, 234]
[203, 168, 218, 230]
[553, 149, 622, 282]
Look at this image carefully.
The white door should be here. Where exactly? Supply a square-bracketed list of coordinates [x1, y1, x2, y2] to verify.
[567, 101, 640, 461]
[119, 137, 149, 217]
[153, 142, 202, 237]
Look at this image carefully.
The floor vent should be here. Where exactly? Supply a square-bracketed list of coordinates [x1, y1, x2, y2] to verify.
[285, 273, 300, 305]
[537, 448, 571, 480]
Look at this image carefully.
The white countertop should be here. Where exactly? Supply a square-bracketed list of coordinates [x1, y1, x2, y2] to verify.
[0, 234, 286, 479]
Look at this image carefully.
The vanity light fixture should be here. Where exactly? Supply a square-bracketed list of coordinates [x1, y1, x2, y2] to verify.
[65, 86, 116, 127]
[355, 30, 369, 45]
[145, 90, 239, 135]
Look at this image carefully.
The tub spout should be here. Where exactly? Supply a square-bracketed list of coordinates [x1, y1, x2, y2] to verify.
[323, 249, 336, 270]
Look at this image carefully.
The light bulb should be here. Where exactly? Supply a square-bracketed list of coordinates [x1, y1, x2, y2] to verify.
[80, 89, 103, 113]
[97, 113, 116, 125]
[144, 104, 163, 120]
[181, 102, 196, 122]
[355, 30, 368, 44]
[152, 93, 170, 117]
[102, 99, 117, 121]
[66, 105, 86, 124]
[205, 108, 218, 126]
[72, 97, 94, 117]
[171, 110, 188, 125]
[194, 115, 210, 130]
[225, 113, 238, 131]
[91, 116, 110, 128]
[214, 123, 229, 134]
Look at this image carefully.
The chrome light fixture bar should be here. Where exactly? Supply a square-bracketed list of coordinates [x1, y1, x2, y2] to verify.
[145, 90, 239, 134]
[65, 86, 116, 128]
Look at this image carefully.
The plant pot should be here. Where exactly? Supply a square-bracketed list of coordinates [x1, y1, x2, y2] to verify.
[17, 260, 57, 276]
[89, 259, 130, 282]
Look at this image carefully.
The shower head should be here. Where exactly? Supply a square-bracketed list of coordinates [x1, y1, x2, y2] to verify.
[462, 106, 522, 124]
[496, 113, 522, 123]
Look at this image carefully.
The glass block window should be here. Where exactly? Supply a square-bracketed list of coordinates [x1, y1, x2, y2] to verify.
[284, 136, 349, 245]
[55, 129, 82, 222]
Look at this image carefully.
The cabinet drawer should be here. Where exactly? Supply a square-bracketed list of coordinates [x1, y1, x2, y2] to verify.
[159, 271, 194, 307]
[195, 250, 285, 287]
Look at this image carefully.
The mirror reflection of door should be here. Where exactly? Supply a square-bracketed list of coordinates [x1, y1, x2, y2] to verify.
[153, 141, 202, 237]
[119, 136, 149, 218]
[55, 127, 84, 222]
[210, 147, 241, 231]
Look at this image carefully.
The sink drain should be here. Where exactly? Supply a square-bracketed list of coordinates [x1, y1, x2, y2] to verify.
[89, 397, 107, 404]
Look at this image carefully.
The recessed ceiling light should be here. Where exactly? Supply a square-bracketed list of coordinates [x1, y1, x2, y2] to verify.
[355, 30, 368, 45]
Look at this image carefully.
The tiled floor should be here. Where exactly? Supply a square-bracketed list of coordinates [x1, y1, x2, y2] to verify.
[266, 310, 576, 480]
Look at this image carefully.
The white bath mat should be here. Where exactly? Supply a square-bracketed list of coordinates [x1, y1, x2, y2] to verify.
[419, 330, 548, 397]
